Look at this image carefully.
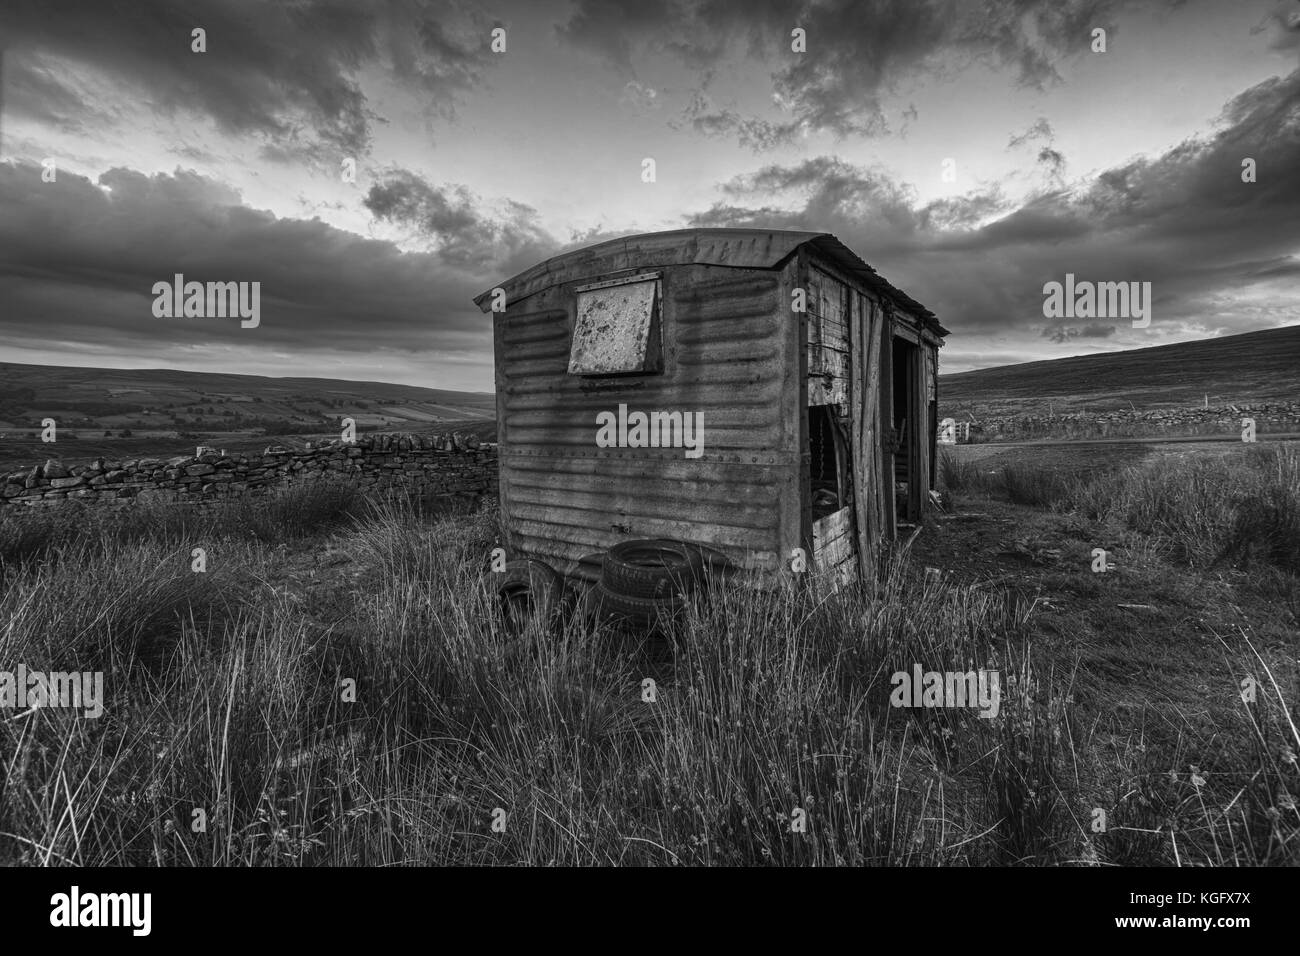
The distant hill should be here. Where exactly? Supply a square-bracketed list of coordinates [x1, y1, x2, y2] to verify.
[939, 325, 1300, 418]
[0, 363, 496, 470]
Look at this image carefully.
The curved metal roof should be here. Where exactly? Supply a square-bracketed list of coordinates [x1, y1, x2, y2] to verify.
[473, 227, 946, 337]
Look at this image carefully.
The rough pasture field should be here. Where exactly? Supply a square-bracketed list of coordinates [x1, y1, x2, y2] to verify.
[0, 442, 1295, 866]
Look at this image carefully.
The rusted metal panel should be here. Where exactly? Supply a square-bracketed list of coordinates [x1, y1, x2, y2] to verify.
[568, 274, 660, 375]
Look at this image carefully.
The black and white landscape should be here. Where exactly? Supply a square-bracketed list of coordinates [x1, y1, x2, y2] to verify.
[0, 0, 1297, 904]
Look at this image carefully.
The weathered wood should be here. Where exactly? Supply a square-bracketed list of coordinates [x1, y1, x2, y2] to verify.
[924, 347, 937, 490]
[813, 506, 855, 577]
[815, 532, 853, 568]
[909, 343, 926, 521]
[807, 267, 850, 406]
[813, 506, 852, 550]
[880, 303, 897, 541]
[853, 290, 884, 577]
[850, 288, 869, 577]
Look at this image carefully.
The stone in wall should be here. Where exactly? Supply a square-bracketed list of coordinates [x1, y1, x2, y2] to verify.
[1, 431, 500, 509]
[947, 400, 1300, 442]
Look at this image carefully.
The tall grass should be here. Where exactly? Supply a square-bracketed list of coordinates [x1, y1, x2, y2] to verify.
[0, 453, 1296, 866]
[1065, 445, 1300, 572]
[937, 449, 979, 493]
[0, 476, 365, 576]
[938, 449, 1080, 508]
[0, 481, 1075, 865]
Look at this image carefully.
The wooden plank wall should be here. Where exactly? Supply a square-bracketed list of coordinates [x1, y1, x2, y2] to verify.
[852, 290, 885, 578]
[924, 346, 938, 490]
[806, 268, 851, 407]
[908, 342, 924, 520]
[879, 304, 897, 540]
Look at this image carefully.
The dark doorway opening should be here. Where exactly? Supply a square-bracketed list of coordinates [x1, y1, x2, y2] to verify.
[890, 338, 919, 521]
[808, 404, 843, 522]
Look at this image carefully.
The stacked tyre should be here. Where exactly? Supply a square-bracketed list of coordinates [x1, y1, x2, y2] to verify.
[591, 539, 707, 628]
[494, 558, 563, 635]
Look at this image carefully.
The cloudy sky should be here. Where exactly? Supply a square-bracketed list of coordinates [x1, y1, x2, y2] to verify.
[1, 0, 1297, 391]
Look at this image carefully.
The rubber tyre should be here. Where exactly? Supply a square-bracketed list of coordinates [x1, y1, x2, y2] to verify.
[495, 559, 562, 634]
[590, 581, 685, 628]
[601, 539, 706, 600]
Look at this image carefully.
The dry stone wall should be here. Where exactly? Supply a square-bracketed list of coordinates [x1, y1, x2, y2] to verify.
[1, 432, 498, 508]
[959, 401, 1300, 443]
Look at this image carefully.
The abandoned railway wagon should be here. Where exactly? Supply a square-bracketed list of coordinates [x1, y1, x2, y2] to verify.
[473, 228, 947, 608]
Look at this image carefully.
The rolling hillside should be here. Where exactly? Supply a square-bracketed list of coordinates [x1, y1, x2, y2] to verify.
[0, 364, 496, 469]
[939, 325, 1300, 418]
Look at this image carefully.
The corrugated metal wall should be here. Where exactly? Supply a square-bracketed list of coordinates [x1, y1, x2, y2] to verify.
[494, 261, 801, 580]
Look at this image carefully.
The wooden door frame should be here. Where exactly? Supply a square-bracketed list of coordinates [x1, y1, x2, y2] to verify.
[885, 329, 924, 524]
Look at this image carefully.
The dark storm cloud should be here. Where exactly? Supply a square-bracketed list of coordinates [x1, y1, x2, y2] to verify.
[717, 156, 938, 231]
[0, 162, 493, 358]
[2, 52, 118, 135]
[686, 68, 1300, 338]
[558, 0, 1169, 141]
[674, 92, 800, 152]
[0, 0, 495, 158]
[919, 191, 1013, 231]
[554, 0, 678, 77]
[363, 167, 560, 275]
